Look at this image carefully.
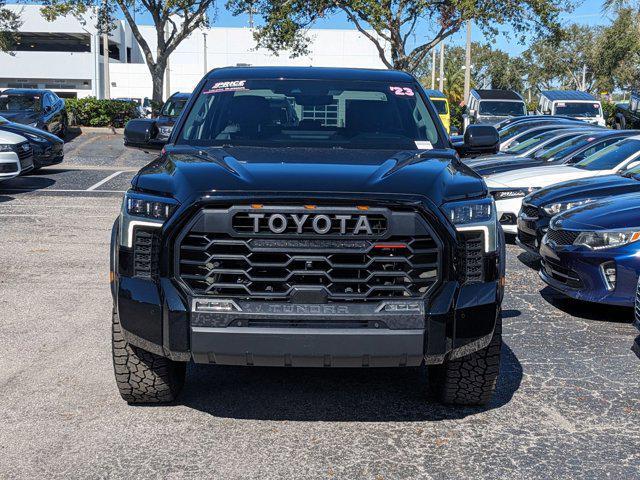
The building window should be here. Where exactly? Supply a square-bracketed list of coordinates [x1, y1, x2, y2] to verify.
[301, 102, 338, 127]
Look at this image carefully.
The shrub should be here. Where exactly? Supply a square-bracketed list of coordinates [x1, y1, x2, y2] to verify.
[449, 102, 465, 131]
[601, 101, 617, 127]
[65, 97, 139, 128]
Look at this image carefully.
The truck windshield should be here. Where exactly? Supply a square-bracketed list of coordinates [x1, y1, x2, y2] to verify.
[431, 98, 448, 115]
[161, 97, 188, 117]
[479, 101, 525, 117]
[554, 102, 601, 117]
[177, 79, 439, 149]
[575, 139, 640, 171]
[0, 94, 41, 112]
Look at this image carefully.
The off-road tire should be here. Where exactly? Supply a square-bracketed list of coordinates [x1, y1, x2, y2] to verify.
[429, 312, 502, 406]
[111, 311, 186, 404]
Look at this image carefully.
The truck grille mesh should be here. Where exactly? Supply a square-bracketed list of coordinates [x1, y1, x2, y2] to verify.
[458, 231, 484, 283]
[133, 229, 160, 278]
[521, 204, 538, 218]
[178, 208, 440, 302]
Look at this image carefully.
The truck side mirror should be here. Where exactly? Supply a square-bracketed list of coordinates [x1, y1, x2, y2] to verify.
[456, 124, 500, 157]
[124, 118, 165, 152]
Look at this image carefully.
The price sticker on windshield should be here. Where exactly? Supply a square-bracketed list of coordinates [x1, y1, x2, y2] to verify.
[204, 80, 247, 94]
[389, 86, 414, 96]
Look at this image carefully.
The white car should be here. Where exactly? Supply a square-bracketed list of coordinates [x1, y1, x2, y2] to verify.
[486, 135, 640, 233]
[0, 130, 33, 181]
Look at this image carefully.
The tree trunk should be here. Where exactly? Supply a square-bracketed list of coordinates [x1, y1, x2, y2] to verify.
[150, 63, 165, 109]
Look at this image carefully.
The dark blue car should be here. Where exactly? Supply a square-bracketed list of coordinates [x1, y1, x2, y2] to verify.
[517, 165, 640, 255]
[539, 193, 640, 306]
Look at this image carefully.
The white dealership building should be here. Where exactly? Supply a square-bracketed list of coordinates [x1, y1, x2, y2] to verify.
[0, 5, 386, 100]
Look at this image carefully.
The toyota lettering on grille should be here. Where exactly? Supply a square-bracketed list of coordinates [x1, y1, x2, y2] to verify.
[247, 213, 375, 235]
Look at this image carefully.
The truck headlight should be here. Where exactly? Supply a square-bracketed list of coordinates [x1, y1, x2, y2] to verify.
[574, 229, 640, 250]
[543, 198, 593, 216]
[442, 197, 497, 252]
[126, 195, 177, 220]
[0, 144, 14, 152]
[119, 192, 179, 247]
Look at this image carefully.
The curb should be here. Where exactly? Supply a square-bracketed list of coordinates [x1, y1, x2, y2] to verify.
[68, 126, 125, 135]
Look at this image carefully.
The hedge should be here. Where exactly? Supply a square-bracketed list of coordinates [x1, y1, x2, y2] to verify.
[65, 97, 139, 128]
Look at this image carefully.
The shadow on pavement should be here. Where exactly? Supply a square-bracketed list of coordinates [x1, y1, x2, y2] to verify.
[516, 251, 540, 270]
[0, 194, 13, 203]
[540, 286, 633, 322]
[175, 343, 522, 422]
[0, 176, 56, 192]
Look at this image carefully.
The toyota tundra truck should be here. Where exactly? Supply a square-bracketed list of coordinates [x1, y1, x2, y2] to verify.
[113, 66, 505, 406]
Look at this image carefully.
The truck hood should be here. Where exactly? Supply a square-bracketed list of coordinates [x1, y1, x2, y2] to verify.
[132, 145, 486, 205]
[485, 165, 602, 189]
[552, 193, 640, 230]
[526, 174, 640, 207]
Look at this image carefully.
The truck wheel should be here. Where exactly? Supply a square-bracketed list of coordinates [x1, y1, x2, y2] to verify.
[111, 310, 186, 404]
[429, 312, 502, 406]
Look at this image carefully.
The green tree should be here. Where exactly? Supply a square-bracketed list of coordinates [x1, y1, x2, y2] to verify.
[521, 24, 600, 93]
[593, 8, 640, 92]
[227, 0, 574, 73]
[0, 1, 21, 52]
[40, 0, 216, 103]
[416, 43, 524, 103]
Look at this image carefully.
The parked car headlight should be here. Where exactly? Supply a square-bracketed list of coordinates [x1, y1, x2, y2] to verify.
[543, 199, 593, 216]
[0, 144, 14, 152]
[442, 197, 497, 252]
[574, 229, 640, 250]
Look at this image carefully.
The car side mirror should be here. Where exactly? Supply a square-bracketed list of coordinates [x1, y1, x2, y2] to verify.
[124, 118, 165, 151]
[456, 124, 499, 157]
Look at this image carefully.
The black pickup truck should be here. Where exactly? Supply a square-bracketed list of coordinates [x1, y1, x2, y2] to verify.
[614, 93, 640, 130]
[114, 66, 505, 406]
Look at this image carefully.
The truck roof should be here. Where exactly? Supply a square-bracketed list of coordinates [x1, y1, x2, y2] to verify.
[423, 89, 446, 98]
[471, 89, 523, 101]
[205, 66, 416, 83]
[540, 90, 596, 102]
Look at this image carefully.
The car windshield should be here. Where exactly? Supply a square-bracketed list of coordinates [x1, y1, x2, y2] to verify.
[177, 79, 439, 149]
[161, 97, 188, 117]
[505, 130, 557, 154]
[575, 138, 640, 171]
[534, 135, 596, 161]
[478, 100, 525, 117]
[499, 121, 561, 142]
[554, 102, 601, 117]
[431, 98, 448, 115]
[0, 94, 41, 112]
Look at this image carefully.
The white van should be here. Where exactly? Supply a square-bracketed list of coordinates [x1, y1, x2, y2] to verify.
[0, 130, 33, 181]
[538, 90, 605, 127]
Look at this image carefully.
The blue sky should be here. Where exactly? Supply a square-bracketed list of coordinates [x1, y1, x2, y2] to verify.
[129, 0, 610, 57]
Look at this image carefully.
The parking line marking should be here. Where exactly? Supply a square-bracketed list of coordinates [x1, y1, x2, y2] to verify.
[86, 171, 124, 191]
[0, 188, 125, 193]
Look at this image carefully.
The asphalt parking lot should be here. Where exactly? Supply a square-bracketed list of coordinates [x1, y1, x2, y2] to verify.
[0, 132, 639, 479]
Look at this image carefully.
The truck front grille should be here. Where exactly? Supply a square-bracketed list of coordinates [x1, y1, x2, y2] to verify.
[177, 206, 441, 302]
[521, 204, 538, 218]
